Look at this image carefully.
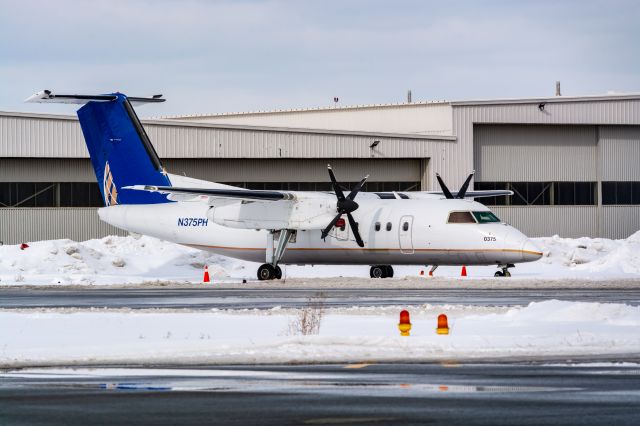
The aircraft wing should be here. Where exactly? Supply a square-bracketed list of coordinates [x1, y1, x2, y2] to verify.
[124, 185, 337, 231]
[124, 185, 295, 202]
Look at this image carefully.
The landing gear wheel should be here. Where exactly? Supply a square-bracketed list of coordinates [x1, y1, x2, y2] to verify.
[503, 270, 511, 277]
[384, 265, 394, 278]
[370, 266, 385, 279]
[494, 271, 504, 277]
[274, 266, 282, 280]
[258, 264, 276, 281]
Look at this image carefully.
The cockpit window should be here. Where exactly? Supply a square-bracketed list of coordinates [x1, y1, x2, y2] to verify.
[447, 211, 476, 224]
[472, 211, 501, 223]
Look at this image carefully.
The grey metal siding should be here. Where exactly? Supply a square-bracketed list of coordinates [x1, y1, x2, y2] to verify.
[473, 124, 597, 181]
[0, 112, 454, 160]
[599, 126, 640, 181]
[165, 158, 421, 182]
[0, 158, 96, 182]
[0, 208, 126, 244]
[453, 99, 640, 125]
[0, 158, 421, 183]
[491, 206, 598, 238]
[602, 206, 640, 239]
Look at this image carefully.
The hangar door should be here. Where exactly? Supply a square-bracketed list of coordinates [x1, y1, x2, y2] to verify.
[474, 124, 597, 182]
[473, 124, 599, 238]
[165, 158, 423, 191]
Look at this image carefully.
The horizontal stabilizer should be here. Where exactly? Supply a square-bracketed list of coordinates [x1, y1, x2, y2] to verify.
[25, 90, 165, 106]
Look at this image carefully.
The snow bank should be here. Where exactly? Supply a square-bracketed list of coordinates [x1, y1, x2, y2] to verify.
[1, 301, 639, 367]
[0, 235, 248, 285]
[1, 231, 640, 285]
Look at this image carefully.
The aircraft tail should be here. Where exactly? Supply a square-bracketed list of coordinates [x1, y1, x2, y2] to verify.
[26, 91, 172, 205]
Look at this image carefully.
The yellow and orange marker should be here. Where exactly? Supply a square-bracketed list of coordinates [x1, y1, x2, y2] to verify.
[398, 310, 412, 336]
[436, 314, 449, 335]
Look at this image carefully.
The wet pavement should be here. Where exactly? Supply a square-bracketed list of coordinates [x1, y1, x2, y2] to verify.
[1, 363, 640, 425]
[1, 287, 639, 310]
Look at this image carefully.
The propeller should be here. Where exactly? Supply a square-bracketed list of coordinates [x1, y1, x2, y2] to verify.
[436, 171, 475, 199]
[321, 165, 369, 247]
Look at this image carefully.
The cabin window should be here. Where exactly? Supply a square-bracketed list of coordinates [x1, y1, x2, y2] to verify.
[386, 222, 392, 231]
[447, 211, 476, 224]
[402, 222, 409, 231]
[375, 222, 381, 231]
[472, 211, 501, 223]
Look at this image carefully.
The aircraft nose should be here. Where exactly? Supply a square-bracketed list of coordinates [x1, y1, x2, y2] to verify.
[521, 238, 543, 262]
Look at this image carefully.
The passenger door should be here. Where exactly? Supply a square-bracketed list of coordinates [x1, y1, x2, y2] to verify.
[399, 215, 414, 254]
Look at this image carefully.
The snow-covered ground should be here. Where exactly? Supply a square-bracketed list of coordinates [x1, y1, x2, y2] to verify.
[1, 300, 639, 367]
[1, 232, 640, 285]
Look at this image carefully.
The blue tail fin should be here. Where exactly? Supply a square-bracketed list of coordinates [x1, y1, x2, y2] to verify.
[76, 93, 172, 205]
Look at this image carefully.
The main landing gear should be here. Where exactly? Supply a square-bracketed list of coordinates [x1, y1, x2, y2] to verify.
[257, 229, 294, 281]
[257, 264, 282, 280]
[370, 265, 394, 278]
[494, 263, 515, 277]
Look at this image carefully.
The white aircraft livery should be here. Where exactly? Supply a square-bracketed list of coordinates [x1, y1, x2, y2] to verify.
[27, 90, 543, 280]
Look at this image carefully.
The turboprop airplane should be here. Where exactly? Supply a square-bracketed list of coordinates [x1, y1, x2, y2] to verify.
[26, 90, 543, 280]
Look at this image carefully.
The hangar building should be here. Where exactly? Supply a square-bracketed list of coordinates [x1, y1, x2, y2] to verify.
[1, 93, 639, 244]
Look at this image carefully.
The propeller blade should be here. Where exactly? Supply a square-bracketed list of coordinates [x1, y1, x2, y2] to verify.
[436, 173, 454, 199]
[327, 164, 345, 201]
[321, 213, 343, 240]
[456, 171, 475, 199]
[346, 213, 365, 247]
[347, 174, 370, 200]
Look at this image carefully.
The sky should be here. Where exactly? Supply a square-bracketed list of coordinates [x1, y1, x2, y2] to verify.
[1, 0, 639, 117]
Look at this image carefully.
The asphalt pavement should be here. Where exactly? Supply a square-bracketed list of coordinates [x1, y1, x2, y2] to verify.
[1, 287, 639, 309]
[1, 363, 640, 425]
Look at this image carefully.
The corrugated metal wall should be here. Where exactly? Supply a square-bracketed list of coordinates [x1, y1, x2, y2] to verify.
[458, 100, 640, 239]
[1, 158, 421, 183]
[0, 112, 454, 160]
[602, 206, 640, 239]
[0, 158, 96, 182]
[492, 206, 598, 238]
[166, 158, 421, 182]
[0, 208, 126, 244]
[474, 125, 597, 181]
[599, 126, 640, 180]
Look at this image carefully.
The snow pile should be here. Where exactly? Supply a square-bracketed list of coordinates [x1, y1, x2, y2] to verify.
[532, 231, 640, 275]
[0, 235, 247, 285]
[1, 300, 639, 366]
[1, 231, 640, 285]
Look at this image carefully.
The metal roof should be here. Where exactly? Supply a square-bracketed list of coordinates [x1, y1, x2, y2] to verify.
[164, 93, 640, 119]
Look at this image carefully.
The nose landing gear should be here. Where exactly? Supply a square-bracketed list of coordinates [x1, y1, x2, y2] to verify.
[494, 263, 514, 277]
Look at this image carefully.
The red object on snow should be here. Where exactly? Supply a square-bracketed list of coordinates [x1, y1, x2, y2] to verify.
[461, 265, 467, 277]
[19, 243, 29, 250]
[399, 310, 411, 325]
[203, 265, 211, 283]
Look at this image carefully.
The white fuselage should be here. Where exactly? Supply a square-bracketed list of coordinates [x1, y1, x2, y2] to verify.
[98, 195, 542, 266]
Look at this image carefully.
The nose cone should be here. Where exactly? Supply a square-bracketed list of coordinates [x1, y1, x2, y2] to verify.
[521, 239, 543, 262]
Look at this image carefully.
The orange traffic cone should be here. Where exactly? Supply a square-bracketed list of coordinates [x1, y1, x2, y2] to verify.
[420, 270, 424, 276]
[436, 314, 449, 335]
[429, 270, 433, 277]
[203, 265, 211, 283]
[461, 266, 467, 277]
